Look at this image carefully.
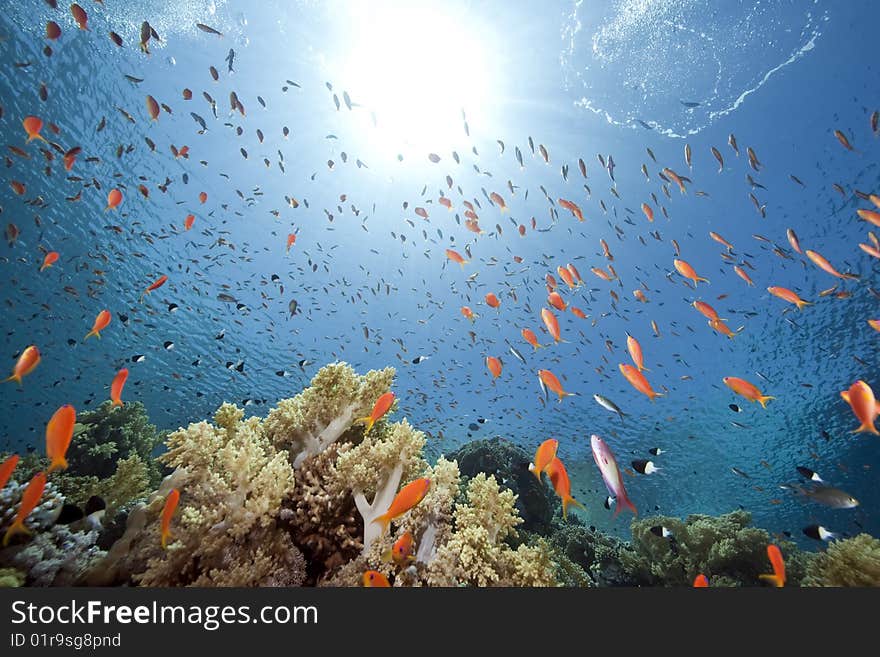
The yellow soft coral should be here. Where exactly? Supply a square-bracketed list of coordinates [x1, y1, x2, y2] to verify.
[84, 410, 299, 587]
[425, 474, 556, 587]
[263, 363, 395, 467]
[330, 418, 427, 553]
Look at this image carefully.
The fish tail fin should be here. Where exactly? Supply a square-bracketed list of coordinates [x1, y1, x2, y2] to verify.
[47, 456, 68, 474]
[111, 398, 123, 407]
[843, 273, 860, 280]
[380, 548, 394, 564]
[758, 396, 775, 409]
[356, 416, 375, 435]
[2, 520, 30, 547]
[697, 276, 710, 284]
[371, 513, 391, 535]
[638, 365, 651, 372]
[853, 422, 880, 435]
[83, 330, 98, 340]
[3, 374, 22, 386]
[613, 494, 637, 519]
[649, 391, 664, 402]
[563, 496, 586, 520]
[795, 300, 813, 310]
[759, 574, 784, 588]
[161, 530, 171, 550]
[39, 263, 50, 272]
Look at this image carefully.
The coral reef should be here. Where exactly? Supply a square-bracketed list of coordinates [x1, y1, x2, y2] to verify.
[330, 418, 426, 553]
[67, 401, 164, 486]
[84, 407, 302, 586]
[803, 534, 880, 587]
[5, 361, 876, 589]
[283, 444, 362, 581]
[621, 510, 808, 587]
[549, 524, 642, 586]
[424, 473, 557, 587]
[263, 362, 395, 466]
[450, 437, 557, 533]
[0, 567, 25, 587]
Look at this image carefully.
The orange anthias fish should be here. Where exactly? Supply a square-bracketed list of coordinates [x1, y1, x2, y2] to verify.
[357, 391, 395, 434]
[571, 307, 588, 320]
[805, 249, 858, 280]
[693, 301, 723, 322]
[40, 251, 59, 271]
[46, 404, 76, 473]
[70, 3, 88, 30]
[146, 94, 160, 121]
[674, 259, 709, 286]
[184, 214, 195, 231]
[759, 545, 786, 587]
[460, 306, 478, 322]
[2, 471, 46, 546]
[22, 116, 48, 143]
[490, 191, 507, 212]
[663, 168, 687, 194]
[833, 129, 854, 152]
[619, 363, 662, 401]
[693, 574, 709, 588]
[591, 266, 614, 282]
[522, 328, 544, 350]
[105, 188, 123, 211]
[710, 231, 734, 251]
[723, 377, 774, 408]
[538, 369, 576, 402]
[857, 209, 880, 227]
[0, 454, 19, 491]
[486, 356, 502, 379]
[541, 308, 565, 343]
[161, 488, 180, 549]
[544, 457, 586, 520]
[558, 198, 584, 222]
[5, 345, 40, 385]
[529, 438, 558, 480]
[286, 233, 296, 251]
[869, 319, 880, 333]
[557, 266, 577, 289]
[548, 291, 567, 311]
[633, 289, 648, 303]
[363, 570, 391, 587]
[111, 368, 128, 406]
[382, 531, 416, 566]
[567, 263, 582, 284]
[840, 380, 879, 435]
[446, 249, 468, 267]
[84, 309, 111, 340]
[767, 286, 812, 310]
[143, 274, 168, 298]
[734, 266, 754, 286]
[641, 203, 654, 222]
[373, 478, 431, 533]
[786, 228, 803, 254]
[485, 292, 501, 309]
[709, 319, 741, 339]
[199, 191, 208, 204]
[626, 334, 649, 372]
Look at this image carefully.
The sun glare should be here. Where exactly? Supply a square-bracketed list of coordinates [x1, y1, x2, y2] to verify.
[343, 3, 493, 152]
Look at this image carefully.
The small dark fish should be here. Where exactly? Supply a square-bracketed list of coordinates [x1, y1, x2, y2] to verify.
[196, 23, 223, 36]
[730, 467, 750, 479]
[411, 355, 429, 364]
[729, 403, 741, 413]
[680, 100, 701, 108]
[802, 525, 837, 542]
[225, 48, 235, 73]
[649, 526, 674, 538]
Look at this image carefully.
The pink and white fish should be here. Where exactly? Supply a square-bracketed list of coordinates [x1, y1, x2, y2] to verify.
[590, 434, 637, 519]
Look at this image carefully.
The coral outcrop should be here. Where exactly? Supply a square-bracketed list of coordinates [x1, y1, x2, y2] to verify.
[450, 437, 557, 533]
[803, 534, 880, 587]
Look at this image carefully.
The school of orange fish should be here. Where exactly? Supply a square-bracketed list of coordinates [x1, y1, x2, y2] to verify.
[1, 3, 879, 587]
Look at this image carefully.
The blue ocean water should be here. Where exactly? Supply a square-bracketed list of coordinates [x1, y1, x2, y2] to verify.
[0, 0, 877, 549]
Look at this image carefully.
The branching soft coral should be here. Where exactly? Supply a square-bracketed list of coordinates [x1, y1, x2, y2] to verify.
[263, 362, 395, 466]
[622, 510, 807, 586]
[84, 408, 302, 587]
[425, 473, 557, 587]
[68, 401, 163, 485]
[330, 418, 426, 554]
[803, 534, 880, 587]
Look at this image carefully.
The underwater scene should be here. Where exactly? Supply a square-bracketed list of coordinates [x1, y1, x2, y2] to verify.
[0, 0, 878, 588]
